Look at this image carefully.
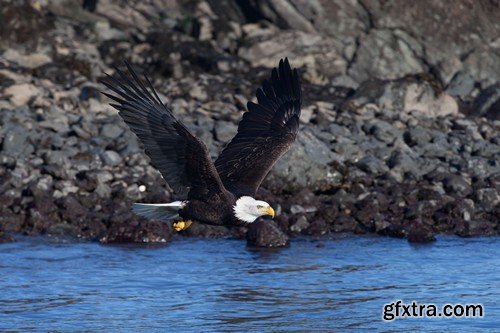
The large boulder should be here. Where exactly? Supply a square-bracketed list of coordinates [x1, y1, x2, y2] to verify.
[264, 129, 344, 193]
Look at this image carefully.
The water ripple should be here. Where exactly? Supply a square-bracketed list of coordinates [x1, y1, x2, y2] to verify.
[0, 235, 498, 332]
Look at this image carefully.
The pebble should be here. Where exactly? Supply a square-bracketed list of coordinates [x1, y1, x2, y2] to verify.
[101, 150, 123, 166]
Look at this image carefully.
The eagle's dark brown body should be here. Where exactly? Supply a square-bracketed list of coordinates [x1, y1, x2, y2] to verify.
[182, 195, 236, 226]
[102, 59, 302, 226]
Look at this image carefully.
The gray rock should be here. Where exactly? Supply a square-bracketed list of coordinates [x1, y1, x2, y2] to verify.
[404, 126, 433, 146]
[290, 215, 310, 233]
[214, 120, 237, 143]
[443, 175, 473, 197]
[290, 204, 317, 214]
[101, 150, 123, 166]
[44, 150, 70, 166]
[94, 170, 114, 184]
[264, 129, 344, 193]
[332, 216, 357, 233]
[1, 125, 32, 157]
[348, 29, 426, 83]
[446, 71, 475, 98]
[101, 123, 124, 139]
[356, 155, 388, 175]
[94, 183, 112, 198]
[349, 77, 458, 117]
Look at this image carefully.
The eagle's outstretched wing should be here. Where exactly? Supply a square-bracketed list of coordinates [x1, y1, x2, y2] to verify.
[214, 58, 302, 197]
[102, 63, 227, 201]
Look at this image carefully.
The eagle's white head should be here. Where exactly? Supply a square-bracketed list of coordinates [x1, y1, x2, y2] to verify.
[233, 196, 275, 223]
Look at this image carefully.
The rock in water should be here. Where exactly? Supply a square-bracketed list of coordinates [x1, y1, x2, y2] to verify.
[246, 220, 289, 248]
[407, 223, 436, 243]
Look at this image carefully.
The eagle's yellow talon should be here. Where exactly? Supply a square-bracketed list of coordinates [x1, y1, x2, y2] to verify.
[173, 220, 192, 232]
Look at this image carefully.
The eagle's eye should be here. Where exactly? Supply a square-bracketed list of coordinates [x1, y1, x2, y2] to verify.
[256, 205, 263, 209]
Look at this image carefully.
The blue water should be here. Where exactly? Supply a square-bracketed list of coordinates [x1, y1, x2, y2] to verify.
[0, 235, 499, 332]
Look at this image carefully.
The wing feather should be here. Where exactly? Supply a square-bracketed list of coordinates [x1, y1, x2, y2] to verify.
[214, 58, 301, 197]
[102, 63, 227, 201]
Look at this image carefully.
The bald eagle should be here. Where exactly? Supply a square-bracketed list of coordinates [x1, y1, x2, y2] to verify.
[102, 58, 301, 231]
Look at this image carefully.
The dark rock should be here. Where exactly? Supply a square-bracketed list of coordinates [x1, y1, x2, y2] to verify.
[0, 232, 15, 243]
[364, 120, 400, 144]
[472, 84, 500, 120]
[0, 210, 25, 233]
[356, 155, 388, 175]
[305, 218, 330, 236]
[455, 219, 497, 237]
[387, 151, 420, 178]
[332, 215, 357, 233]
[474, 188, 500, 213]
[246, 220, 289, 248]
[183, 222, 230, 238]
[443, 175, 473, 197]
[404, 126, 433, 146]
[100, 220, 172, 244]
[407, 223, 436, 243]
[79, 85, 101, 101]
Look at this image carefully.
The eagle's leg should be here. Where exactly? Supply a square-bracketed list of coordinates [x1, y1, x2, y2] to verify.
[172, 220, 193, 232]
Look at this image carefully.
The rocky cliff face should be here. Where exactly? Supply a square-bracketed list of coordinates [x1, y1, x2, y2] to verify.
[0, 0, 498, 245]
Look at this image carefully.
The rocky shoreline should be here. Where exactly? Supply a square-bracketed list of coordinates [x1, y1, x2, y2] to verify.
[0, 1, 499, 246]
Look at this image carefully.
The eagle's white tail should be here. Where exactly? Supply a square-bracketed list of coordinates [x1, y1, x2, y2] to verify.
[133, 201, 187, 221]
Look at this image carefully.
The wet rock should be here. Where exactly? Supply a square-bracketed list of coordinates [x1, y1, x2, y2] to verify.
[305, 218, 330, 236]
[455, 219, 497, 237]
[183, 222, 230, 238]
[0, 232, 15, 243]
[365, 120, 401, 144]
[100, 220, 172, 244]
[0, 210, 25, 233]
[246, 220, 289, 248]
[407, 223, 436, 243]
[332, 215, 357, 233]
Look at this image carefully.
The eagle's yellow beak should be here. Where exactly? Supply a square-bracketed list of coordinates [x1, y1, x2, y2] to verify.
[264, 206, 275, 218]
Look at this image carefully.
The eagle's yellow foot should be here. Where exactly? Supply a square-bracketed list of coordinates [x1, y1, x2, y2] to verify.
[173, 220, 193, 232]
